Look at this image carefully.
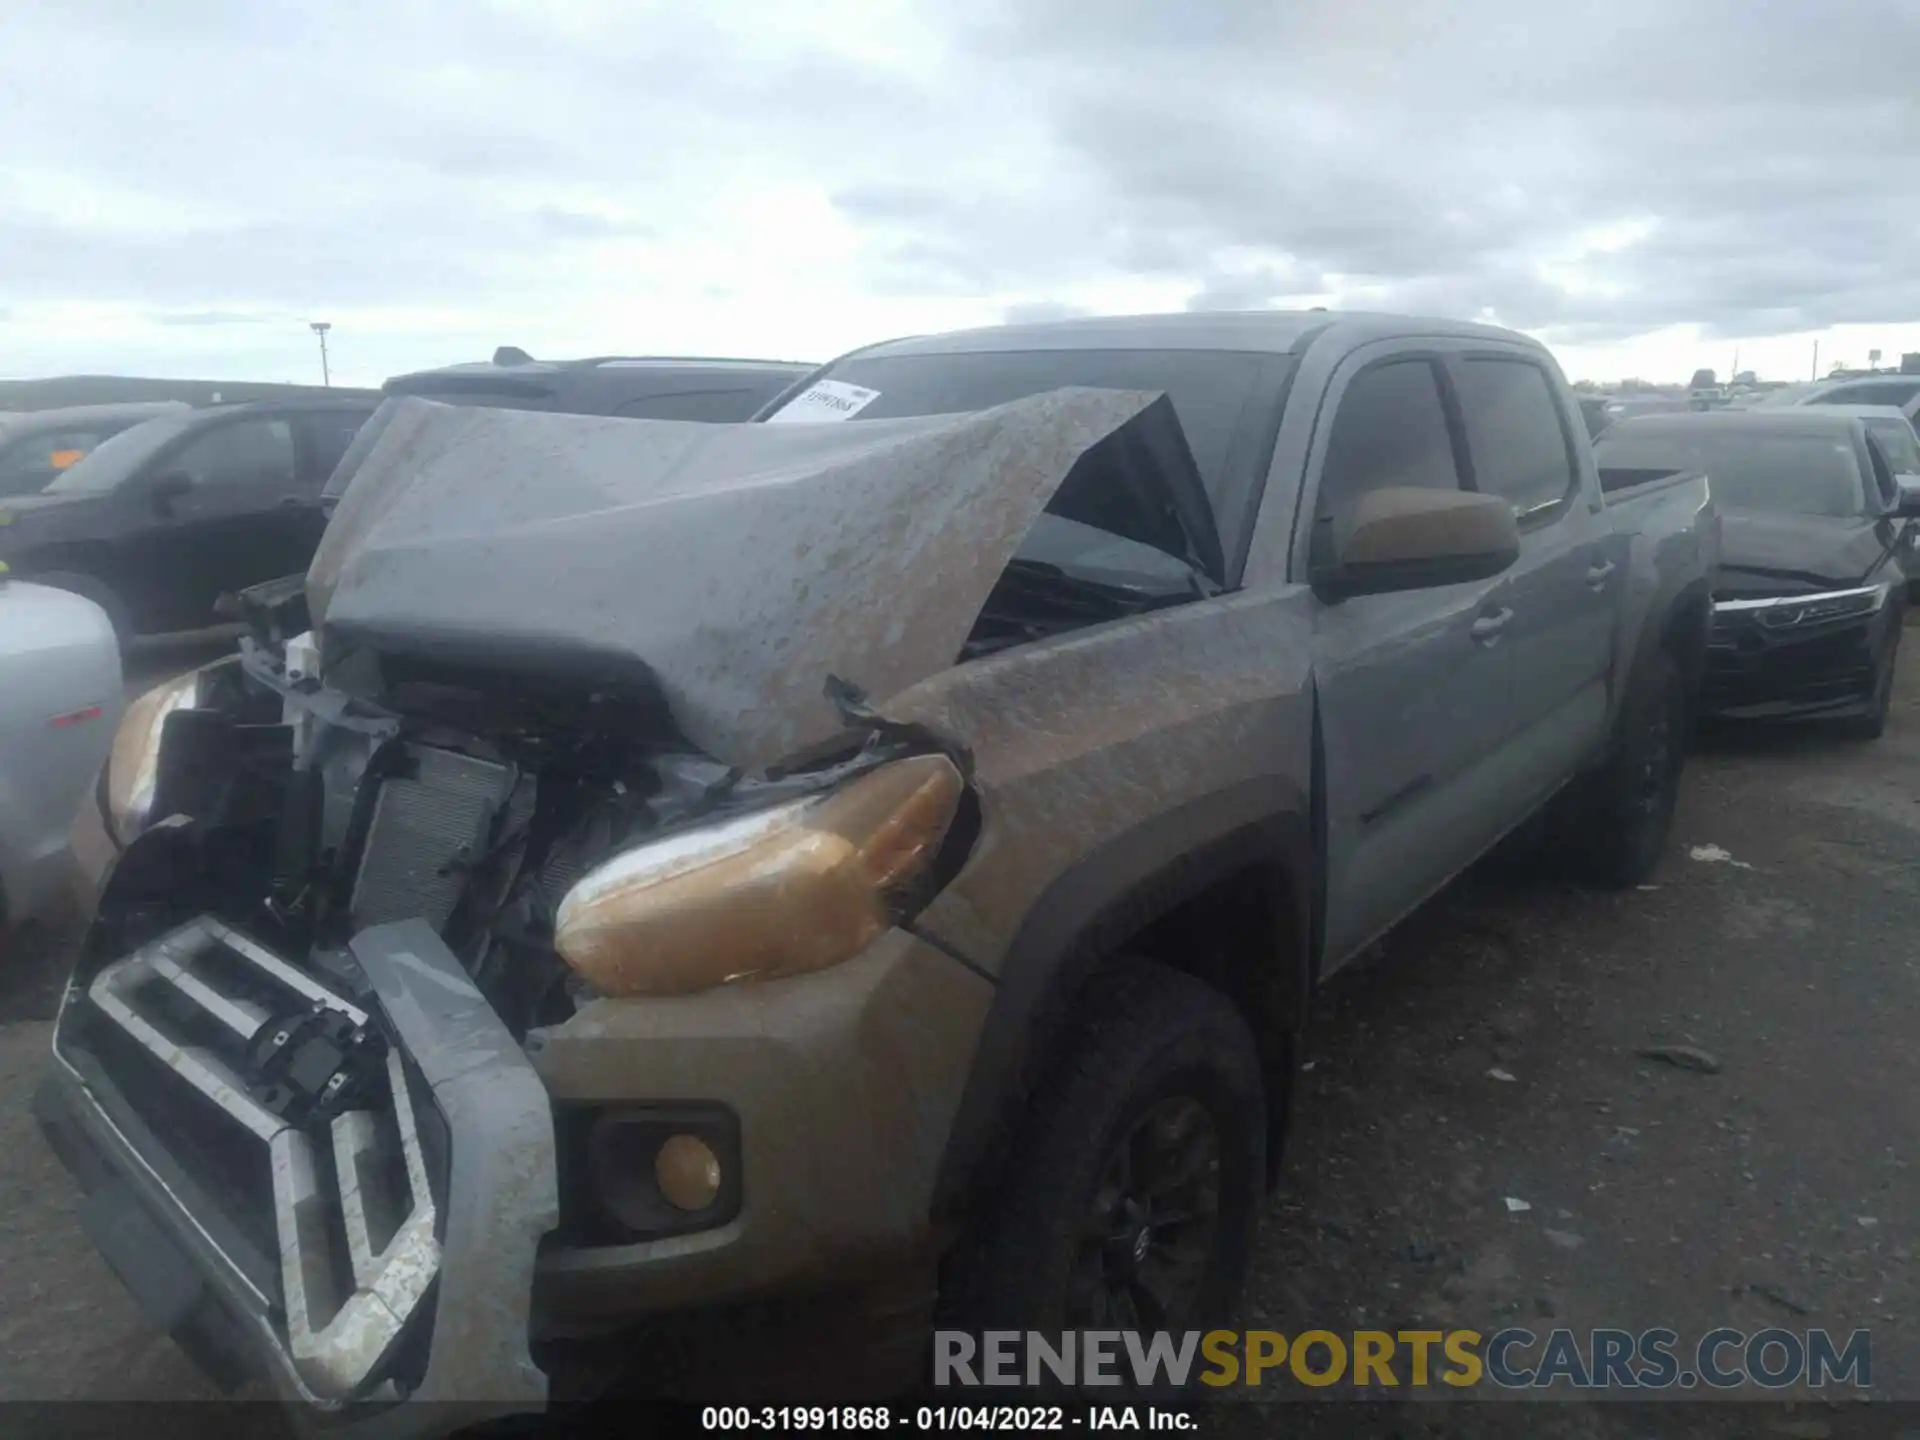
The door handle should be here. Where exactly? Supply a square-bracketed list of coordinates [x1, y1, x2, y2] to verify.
[1470, 607, 1513, 644]
[1586, 559, 1618, 588]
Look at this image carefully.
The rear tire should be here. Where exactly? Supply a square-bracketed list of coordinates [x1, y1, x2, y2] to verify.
[30, 570, 132, 650]
[1558, 650, 1687, 888]
[943, 959, 1266, 1374]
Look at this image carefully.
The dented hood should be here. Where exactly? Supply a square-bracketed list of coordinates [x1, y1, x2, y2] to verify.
[1714, 511, 1894, 598]
[309, 389, 1163, 770]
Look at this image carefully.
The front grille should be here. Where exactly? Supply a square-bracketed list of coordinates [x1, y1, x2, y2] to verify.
[80, 916, 442, 1400]
[351, 745, 515, 930]
[1706, 609, 1878, 709]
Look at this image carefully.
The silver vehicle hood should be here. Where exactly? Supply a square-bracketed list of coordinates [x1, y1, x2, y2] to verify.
[308, 390, 1163, 770]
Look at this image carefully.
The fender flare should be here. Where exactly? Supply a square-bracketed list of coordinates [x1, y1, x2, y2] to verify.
[929, 776, 1315, 1218]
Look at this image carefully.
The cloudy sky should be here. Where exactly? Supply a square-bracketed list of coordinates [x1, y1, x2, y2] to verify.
[4, 0, 1918, 387]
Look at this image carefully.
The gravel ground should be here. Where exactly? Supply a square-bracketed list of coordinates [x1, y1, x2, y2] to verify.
[1, 622, 1915, 1437]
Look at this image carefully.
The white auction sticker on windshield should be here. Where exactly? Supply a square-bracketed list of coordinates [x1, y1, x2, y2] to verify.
[765, 379, 881, 424]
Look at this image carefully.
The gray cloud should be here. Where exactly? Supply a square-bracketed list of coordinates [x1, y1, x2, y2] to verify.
[3, 0, 1919, 378]
[929, 0, 1920, 342]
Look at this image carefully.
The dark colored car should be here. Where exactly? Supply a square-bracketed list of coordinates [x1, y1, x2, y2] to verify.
[0, 402, 192, 499]
[195, 351, 824, 641]
[380, 347, 815, 421]
[0, 399, 378, 642]
[1595, 409, 1920, 737]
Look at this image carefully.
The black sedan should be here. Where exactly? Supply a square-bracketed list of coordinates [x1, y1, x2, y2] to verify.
[0, 402, 191, 498]
[0, 398, 377, 642]
[1595, 409, 1920, 738]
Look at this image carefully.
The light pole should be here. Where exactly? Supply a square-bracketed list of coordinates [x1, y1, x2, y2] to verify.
[309, 321, 333, 387]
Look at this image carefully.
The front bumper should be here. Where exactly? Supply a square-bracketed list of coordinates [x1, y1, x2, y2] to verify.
[38, 915, 558, 1436]
[1703, 589, 1895, 719]
[41, 897, 997, 1415]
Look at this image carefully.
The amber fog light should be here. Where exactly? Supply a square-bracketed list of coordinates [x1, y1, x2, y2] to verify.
[575, 1106, 742, 1243]
[656, 1134, 723, 1211]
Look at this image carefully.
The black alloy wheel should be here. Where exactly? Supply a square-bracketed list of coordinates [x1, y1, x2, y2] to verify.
[1067, 1095, 1223, 1330]
[942, 958, 1267, 1363]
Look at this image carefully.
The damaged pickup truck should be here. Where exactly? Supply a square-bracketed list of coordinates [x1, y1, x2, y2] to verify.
[39, 311, 1718, 1431]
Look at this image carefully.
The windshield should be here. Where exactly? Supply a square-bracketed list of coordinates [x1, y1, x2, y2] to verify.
[763, 348, 1287, 529]
[1595, 429, 1868, 518]
[42, 413, 196, 494]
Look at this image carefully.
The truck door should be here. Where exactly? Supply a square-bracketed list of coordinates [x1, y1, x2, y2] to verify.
[1306, 348, 1518, 967]
[1447, 351, 1618, 816]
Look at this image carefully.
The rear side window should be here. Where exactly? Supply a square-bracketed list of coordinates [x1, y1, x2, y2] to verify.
[1316, 359, 1462, 535]
[1454, 358, 1578, 521]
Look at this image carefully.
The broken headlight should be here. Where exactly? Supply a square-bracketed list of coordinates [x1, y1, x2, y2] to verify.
[553, 754, 964, 997]
[103, 670, 203, 844]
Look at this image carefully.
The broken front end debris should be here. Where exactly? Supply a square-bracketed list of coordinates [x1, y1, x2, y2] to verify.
[40, 390, 1224, 1429]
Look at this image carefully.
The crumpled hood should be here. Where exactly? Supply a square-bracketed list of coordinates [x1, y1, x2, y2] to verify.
[309, 389, 1164, 770]
[1713, 511, 1894, 598]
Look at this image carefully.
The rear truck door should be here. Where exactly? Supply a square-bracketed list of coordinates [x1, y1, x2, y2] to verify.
[1447, 348, 1619, 813]
[140, 415, 302, 626]
[1302, 345, 1518, 967]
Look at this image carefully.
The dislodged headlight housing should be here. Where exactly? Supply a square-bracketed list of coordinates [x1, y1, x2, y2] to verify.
[554, 754, 966, 997]
[104, 670, 202, 845]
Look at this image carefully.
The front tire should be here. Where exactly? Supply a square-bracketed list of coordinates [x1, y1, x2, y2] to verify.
[945, 959, 1267, 1352]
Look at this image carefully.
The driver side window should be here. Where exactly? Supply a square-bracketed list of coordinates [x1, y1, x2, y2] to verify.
[1863, 433, 1899, 509]
[1312, 359, 1463, 568]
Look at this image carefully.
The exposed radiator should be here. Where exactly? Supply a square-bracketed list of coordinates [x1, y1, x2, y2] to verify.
[349, 745, 515, 930]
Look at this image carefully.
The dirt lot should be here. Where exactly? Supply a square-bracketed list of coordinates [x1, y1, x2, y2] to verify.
[1, 623, 1915, 1434]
